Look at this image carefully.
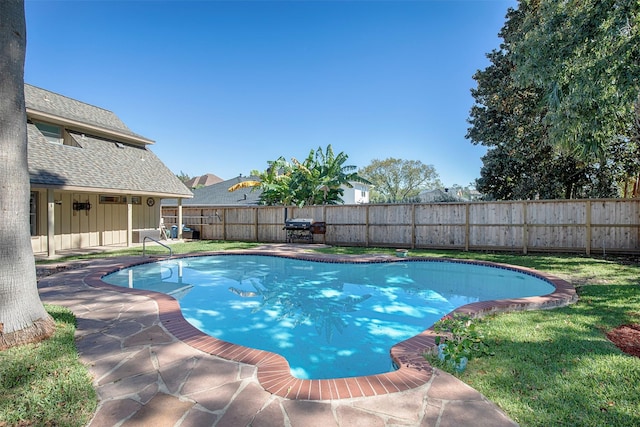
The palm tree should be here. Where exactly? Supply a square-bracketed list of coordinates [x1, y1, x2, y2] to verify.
[228, 157, 295, 205]
[307, 145, 370, 205]
[230, 145, 370, 206]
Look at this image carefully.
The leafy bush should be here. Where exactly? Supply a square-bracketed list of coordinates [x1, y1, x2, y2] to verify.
[433, 313, 492, 370]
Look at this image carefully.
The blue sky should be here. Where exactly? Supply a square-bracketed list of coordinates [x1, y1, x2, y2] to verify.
[25, 0, 515, 187]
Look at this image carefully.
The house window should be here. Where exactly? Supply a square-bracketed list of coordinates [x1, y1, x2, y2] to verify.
[32, 121, 82, 147]
[30, 192, 38, 236]
[100, 195, 125, 204]
[34, 122, 63, 144]
[99, 195, 141, 204]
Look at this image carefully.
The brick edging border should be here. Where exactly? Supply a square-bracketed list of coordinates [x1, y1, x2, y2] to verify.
[83, 250, 577, 400]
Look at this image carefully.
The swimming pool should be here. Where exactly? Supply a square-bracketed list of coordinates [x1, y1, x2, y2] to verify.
[103, 254, 556, 379]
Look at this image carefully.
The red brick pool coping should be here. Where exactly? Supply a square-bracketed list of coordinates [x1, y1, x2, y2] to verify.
[84, 250, 577, 401]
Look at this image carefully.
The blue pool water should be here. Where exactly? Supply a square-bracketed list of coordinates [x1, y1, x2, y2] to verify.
[102, 255, 554, 379]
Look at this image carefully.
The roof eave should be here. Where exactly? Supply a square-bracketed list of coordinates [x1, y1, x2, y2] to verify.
[30, 183, 193, 199]
[26, 108, 155, 146]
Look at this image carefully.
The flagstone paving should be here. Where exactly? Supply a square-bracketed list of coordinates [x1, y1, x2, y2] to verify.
[36, 249, 520, 427]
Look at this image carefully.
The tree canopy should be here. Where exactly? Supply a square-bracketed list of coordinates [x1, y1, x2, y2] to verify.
[229, 145, 370, 206]
[176, 170, 191, 184]
[467, 0, 640, 200]
[358, 158, 441, 203]
[513, 0, 639, 158]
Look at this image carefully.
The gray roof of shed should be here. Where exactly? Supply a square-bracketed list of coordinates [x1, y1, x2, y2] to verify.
[162, 176, 262, 206]
[26, 84, 192, 198]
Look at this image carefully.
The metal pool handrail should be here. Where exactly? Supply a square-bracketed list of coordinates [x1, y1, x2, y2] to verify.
[143, 236, 172, 257]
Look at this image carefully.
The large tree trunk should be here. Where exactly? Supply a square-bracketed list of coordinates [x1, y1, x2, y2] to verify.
[0, 0, 55, 350]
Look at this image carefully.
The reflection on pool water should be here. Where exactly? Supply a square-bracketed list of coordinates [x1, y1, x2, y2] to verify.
[103, 255, 554, 379]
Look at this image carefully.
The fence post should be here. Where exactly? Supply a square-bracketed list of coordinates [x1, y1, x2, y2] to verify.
[322, 205, 327, 244]
[465, 203, 470, 252]
[586, 200, 591, 255]
[523, 201, 528, 255]
[222, 208, 227, 241]
[411, 204, 416, 249]
[365, 204, 370, 247]
[254, 207, 258, 242]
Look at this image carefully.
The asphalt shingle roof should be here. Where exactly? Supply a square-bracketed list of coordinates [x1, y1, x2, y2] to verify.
[185, 173, 224, 188]
[26, 85, 192, 198]
[25, 84, 147, 140]
[162, 176, 262, 206]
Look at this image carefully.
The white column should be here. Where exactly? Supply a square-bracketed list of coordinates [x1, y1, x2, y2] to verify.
[177, 199, 183, 239]
[127, 198, 133, 247]
[46, 189, 55, 257]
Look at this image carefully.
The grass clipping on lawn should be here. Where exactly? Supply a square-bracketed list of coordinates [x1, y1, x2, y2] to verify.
[0, 305, 96, 427]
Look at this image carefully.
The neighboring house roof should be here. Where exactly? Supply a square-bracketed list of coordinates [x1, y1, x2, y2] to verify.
[348, 180, 373, 189]
[419, 188, 459, 202]
[25, 84, 192, 198]
[163, 176, 262, 206]
[185, 173, 224, 188]
[466, 190, 482, 200]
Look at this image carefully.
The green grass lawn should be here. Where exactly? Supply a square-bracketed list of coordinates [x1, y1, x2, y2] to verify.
[14, 242, 640, 426]
[0, 305, 97, 426]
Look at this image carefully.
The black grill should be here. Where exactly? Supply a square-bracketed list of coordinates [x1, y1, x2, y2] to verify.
[284, 218, 326, 242]
[284, 218, 314, 230]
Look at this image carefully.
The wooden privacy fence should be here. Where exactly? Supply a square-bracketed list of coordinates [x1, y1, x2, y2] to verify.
[162, 198, 640, 255]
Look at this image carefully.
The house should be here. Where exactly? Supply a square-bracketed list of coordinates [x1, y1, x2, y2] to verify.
[26, 84, 193, 257]
[184, 173, 223, 189]
[418, 188, 459, 203]
[465, 189, 482, 201]
[341, 181, 371, 204]
[162, 175, 262, 208]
